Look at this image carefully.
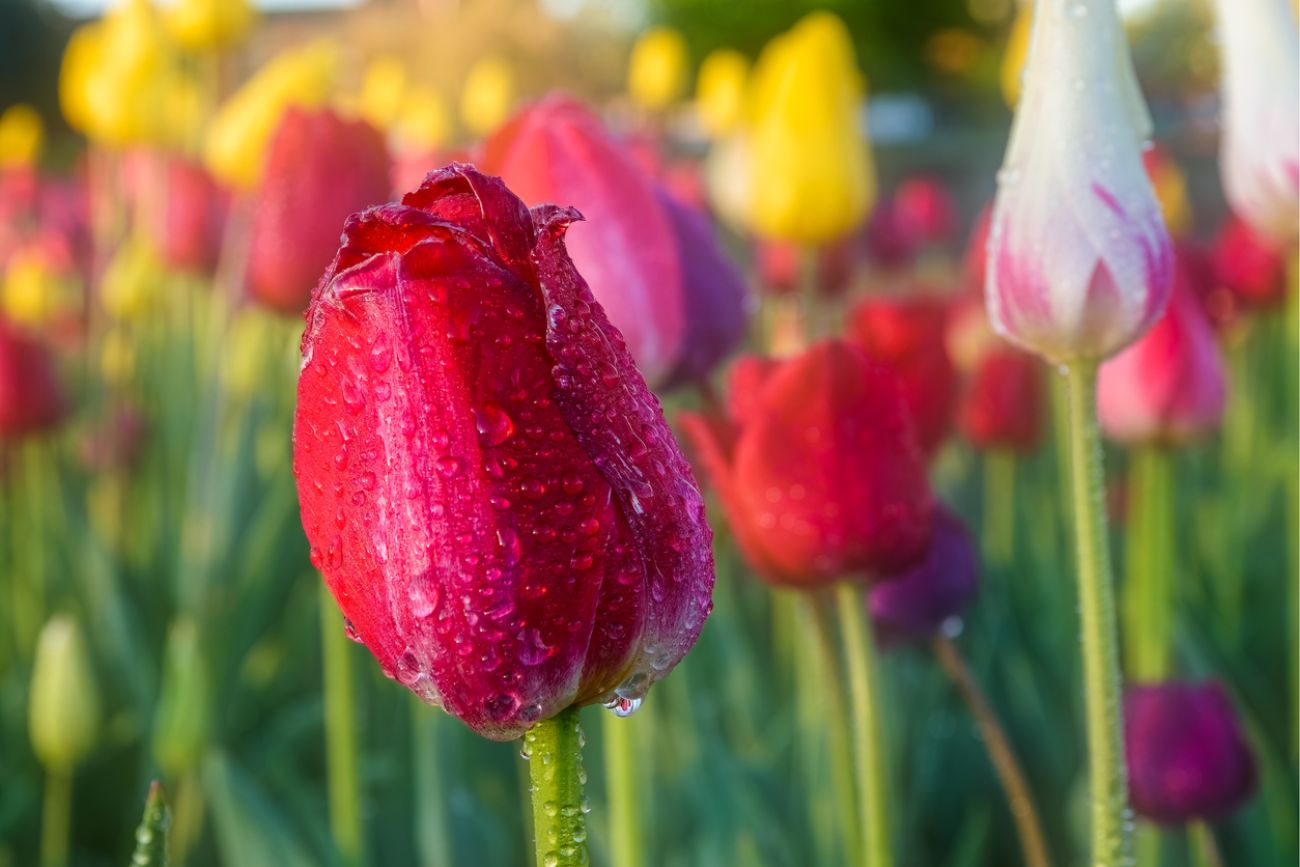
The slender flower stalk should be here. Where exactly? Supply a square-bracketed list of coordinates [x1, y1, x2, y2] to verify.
[601, 712, 644, 867]
[1065, 363, 1132, 867]
[931, 636, 1052, 867]
[806, 594, 862, 865]
[320, 584, 364, 867]
[1121, 446, 1174, 682]
[835, 582, 891, 867]
[524, 708, 589, 867]
[39, 770, 72, 867]
[982, 449, 1017, 568]
[1190, 822, 1225, 867]
[412, 703, 453, 867]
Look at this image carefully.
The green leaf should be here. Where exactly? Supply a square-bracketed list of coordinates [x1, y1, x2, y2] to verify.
[128, 781, 170, 867]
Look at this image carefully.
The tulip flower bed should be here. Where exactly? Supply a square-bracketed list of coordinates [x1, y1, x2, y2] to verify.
[1, 1, 1298, 866]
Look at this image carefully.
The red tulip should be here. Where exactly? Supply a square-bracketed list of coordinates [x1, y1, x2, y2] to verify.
[847, 293, 957, 456]
[1211, 214, 1290, 312]
[480, 95, 748, 387]
[124, 150, 228, 273]
[863, 176, 958, 269]
[293, 164, 714, 739]
[957, 348, 1044, 453]
[681, 340, 934, 587]
[756, 237, 855, 298]
[1098, 270, 1227, 445]
[1125, 681, 1257, 825]
[246, 108, 391, 315]
[0, 318, 65, 440]
[868, 506, 977, 644]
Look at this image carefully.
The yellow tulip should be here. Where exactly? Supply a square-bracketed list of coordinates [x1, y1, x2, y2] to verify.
[356, 56, 408, 131]
[459, 56, 515, 138]
[746, 12, 874, 244]
[395, 85, 450, 152]
[2, 250, 81, 328]
[1146, 148, 1193, 238]
[1000, 1, 1033, 107]
[203, 40, 337, 188]
[628, 26, 689, 111]
[694, 49, 749, 137]
[0, 104, 45, 167]
[29, 616, 101, 772]
[166, 0, 254, 51]
[101, 235, 167, 321]
[100, 328, 137, 385]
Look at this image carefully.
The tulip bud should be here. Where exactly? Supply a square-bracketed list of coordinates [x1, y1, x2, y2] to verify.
[0, 104, 44, 168]
[29, 615, 101, 771]
[694, 49, 749, 137]
[245, 108, 391, 315]
[1211, 214, 1291, 311]
[293, 164, 714, 739]
[101, 234, 167, 321]
[890, 176, 958, 251]
[166, 0, 254, 51]
[682, 341, 934, 587]
[847, 294, 958, 457]
[459, 56, 514, 138]
[1098, 272, 1227, 446]
[2, 242, 82, 328]
[746, 13, 875, 244]
[868, 507, 978, 644]
[0, 318, 65, 441]
[1210, 0, 1300, 241]
[958, 348, 1044, 453]
[152, 619, 211, 775]
[355, 56, 408, 132]
[627, 27, 689, 112]
[986, 0, 1173, 363]
[123, 150, 228, 274]
[1125, 681, 1257, 824]
[394, 85, 450, 154]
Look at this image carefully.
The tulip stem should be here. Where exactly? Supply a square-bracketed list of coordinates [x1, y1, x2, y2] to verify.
[834, 582, 892, 867]
[1121, 446, 1174, 683]
[602, 710, 644, 867]
[39, 768, 72, 867]
[983, 449, 1018, 568]
[525, 706, 589, 867]
[931, 635, 1052, 867]
[805, 593, 862, 865]
[1189, 821, 1224, 867]
[1063, 362, 1132, 867]
[320, 584, 365, 867]
[412, 702, 453, 867]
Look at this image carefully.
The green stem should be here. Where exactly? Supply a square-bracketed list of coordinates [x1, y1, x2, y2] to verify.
[601, 710, 643, 867]
[1063, 362, 1132, 867]
[524, 707, 589, 867]
[320, 584, 364, 867]
[804, 593, 862, 866]
[1188, 821, 1224, 867]
[39, 768, 72, 867]
[1121, 446, 1174, 683]
[412, 701, 453, 867]
[834, 582, 892, 867]
[983, 449, 1018, 569]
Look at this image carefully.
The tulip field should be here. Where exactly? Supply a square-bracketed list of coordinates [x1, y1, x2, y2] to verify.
[1, 1, 1298, 866]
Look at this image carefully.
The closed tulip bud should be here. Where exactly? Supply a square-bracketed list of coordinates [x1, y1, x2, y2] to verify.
[986, 0, 1173, 363]
[682, 341, 934, 587]
[746, 12, 875, 244]
[1210, 0, 1299, 241]
[1098, 272, 1227, 446]
[293, 164, 714, 739]
[694, 49, 749, 137]
[868, 507, 978, 644]
[1125, 681, 1257, 824]
[152, 619, 211, 775]
[2, 241, 83, 328]
[628, 27, 689, 112]
[1211, 214, 1291, 311]
[394, 85, 451, 154]
[29, 615, 101, 771]
[891, 176, 958, 250]
[101, 234, 167, 320]
[203, 41, 337, 189]
[482, 96, 748, 388]
[459, 56, 515, 138]
[0, 104, 44, 168]
[958, 348, 1044, 453]
[166, 0, 254, 51]
[245, 108, 391, 315]
[123, 150, 228, 273]
[0, 318, 66, 440]
[847, 293, 958, 457]
[756, 238, 855, 298]
[356, 56, 408, 132]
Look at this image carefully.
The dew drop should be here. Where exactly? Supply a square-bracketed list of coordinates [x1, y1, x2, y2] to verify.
[436, 456, 465, 478]
[474, 403, 515, 447]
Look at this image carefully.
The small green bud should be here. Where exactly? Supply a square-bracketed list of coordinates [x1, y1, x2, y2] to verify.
[152, 618, 211, 776]
[129, 781, 171, 867]
[28, 615, 101, 771]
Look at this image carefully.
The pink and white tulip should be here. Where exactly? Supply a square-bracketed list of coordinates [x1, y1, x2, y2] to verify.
[985, 0, 1173, 363]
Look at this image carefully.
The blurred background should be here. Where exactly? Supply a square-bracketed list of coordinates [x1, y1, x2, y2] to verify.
[0, 0, 1295, 865]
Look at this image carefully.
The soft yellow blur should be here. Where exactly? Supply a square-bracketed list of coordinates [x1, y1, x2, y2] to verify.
[0, 104, 45, 167]
[694, 49, 749, 137]
[745, 12, 875, 244]
[459, 56, 515, 138]
[395, 85, 450, 152]
[1148, 153, 1192, 238]
[1000, 1, 1033, 106]
[2, 251, 81, 328]
[59, 0, 193, 148]
[356, 56, 408, 131]
[29, 616, 102, 772]
[223, 307, 275, 402]
[101, 235, 168, 321]
[152, 618, 212, 775]
[166, 0, 254, 51]
[628, 26, 690, 111]
[203, 40, 337, 188]
[101, 328, 137, 385]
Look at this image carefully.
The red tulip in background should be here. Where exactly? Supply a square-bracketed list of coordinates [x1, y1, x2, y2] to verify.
[480, 94, 748, 388]
[1125, 681, 1257, 825]
[0, 318, 65, 440]
[867, 506, 977, 644]
[756, 237, 855, 298]
[863, 176, 958, 269]
[124, 150, 228, 273]
[1211, 214, 1291, 312]
[1098, 271, 1227, 445]
[247, 107, 392, 315]
[958, 349, 1045, 453]
[681, 340, 934, 587]
[293, 164, 715, 740]
[847, 293, 957, 456]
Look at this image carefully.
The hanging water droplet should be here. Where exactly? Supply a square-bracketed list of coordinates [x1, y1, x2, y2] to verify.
[603, 695, 642, 717]
[475, 403, 515, 446]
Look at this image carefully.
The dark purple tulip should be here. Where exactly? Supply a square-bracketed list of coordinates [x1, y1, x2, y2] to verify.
[1125, 681, 1257, 825]
[868, 506, 977, 644]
